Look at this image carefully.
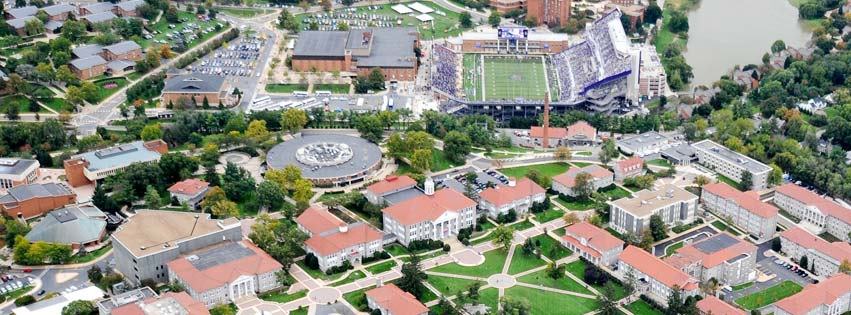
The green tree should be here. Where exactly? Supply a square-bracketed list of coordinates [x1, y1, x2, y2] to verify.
[280, 108, 308, 134]
[443, 131, 471, 165]
[292, 178, 314, 205]
[768, 164, 783, 186]
[355, 114, 384, 143]
[667, 10, 689, 33]
[488, 11, 501, 27]
[158, 153, 199, 184]
[599, 139, 618, 164]
[649, 214, 668, 241]
[397, 253, 427, 298]
[410, 148, 432, 173]
[740, 170, 753, 190]
[140, 123, 163, 141]
[598, 282, 619, 315]
[500, 296, 531, 314]
[492, 225, 515, 250]
[211, 199, 239, 218]
[248, 214, 308, 269]
[771, 40, 786, 54]
[644, 1, 662, 24]
[222, 162, 256, 201]
[144, 185, 162, 209]
[61, 300, 96, 315]
[459, 11, 473, 28]
[573, 172, 595, 200]
[257, 180, 286, 211]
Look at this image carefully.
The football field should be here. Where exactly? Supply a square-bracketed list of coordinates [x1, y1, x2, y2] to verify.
[481, 55, 549, 101]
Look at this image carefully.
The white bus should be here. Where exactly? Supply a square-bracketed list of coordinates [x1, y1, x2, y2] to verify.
[293, 91, 309, 97]
[356, 98, 365, 107]
[315, 90, 332, 96]
[388, 98, 395, 109]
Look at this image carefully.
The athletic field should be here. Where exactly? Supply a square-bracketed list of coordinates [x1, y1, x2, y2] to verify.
[483, 55, 549, 101]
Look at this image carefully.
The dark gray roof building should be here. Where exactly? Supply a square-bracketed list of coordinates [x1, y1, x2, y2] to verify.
[45, 20, 64, 32]
[81, 2, 116, 14]
[6, 6, 37, 19]
[115, 0, 145, 11]
[70, 55, 107, 70]
[80, 11, 117, 24]
[293, 31, 349, 57]
[163, 74, 227, 93]
[6, 16, 37, 29]
[72, 44, 104, 58]
[0, 183, 73, 204]
[0, 159, 38, 178]
[293, 28, 418, 69]
[25, 204, 107, 246]
[104, 40, 141, 55]
[42, 3, 75, 16]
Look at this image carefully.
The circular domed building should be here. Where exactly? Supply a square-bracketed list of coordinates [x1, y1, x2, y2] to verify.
[266, 134, 383, 187]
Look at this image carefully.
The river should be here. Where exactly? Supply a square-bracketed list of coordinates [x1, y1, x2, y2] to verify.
[683, 0, 812, 87]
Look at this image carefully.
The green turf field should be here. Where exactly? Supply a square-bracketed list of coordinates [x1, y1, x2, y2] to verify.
[462, 54, 482, 100]
[480, 55, 549, 101]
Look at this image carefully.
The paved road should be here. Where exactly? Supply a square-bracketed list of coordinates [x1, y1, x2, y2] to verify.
[652, 225, 717, 257]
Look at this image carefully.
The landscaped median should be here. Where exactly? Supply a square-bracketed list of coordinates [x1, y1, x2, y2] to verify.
[734, 280, 803, 310]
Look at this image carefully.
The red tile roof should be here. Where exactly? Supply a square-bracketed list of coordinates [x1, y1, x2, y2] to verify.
[530, 126, 568, 139]
[561, 221, 624, 258]
[619, 246, 699, 291]
[703, 183, 777, 218]
[566, 121, 596, 140]
[664, 233, 757, 269]
[111, 292, 210, 315]
[776, 183, 851, 224]
[774, 273, 851, 315]
[552, 165, 613, 188]
[382, 189, 476, 226]
[479, 178, 545, 207]
[696, 295, 745, 315]
[366, 284, 429, 315]
[366, 175, 417, 195]
[615, 156, 644, 174]
[304, 224, 383, 256]
[167, 179, 209, 196]
[296, 206, 345, 235]
[166, 241, 283, 293]
[780, 227, 851, 263]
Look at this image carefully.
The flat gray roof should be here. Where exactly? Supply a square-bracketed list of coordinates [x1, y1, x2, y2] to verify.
[81, 11, 117, 24]
[104, 40, 141, 55]
[73, 44, 104, 59]
[42, 3, 75, 16]
[0, 158, 37, 176]
[693, 139, 771, 173]
[70, 55, 107, 70]
[187, 241, 255, 270]
[6, 6, 37, 19]
[618, 131, 669, 152]
[0, 183, 73, 203]
[293, 31, 349, 57]
[661, 144, 695, 163]
[693, 233, 739, 254]
[163, 74, 226, 93]
[73, 141, 161, 171]
[355, 28, 417, 68]
[266, 134, 382, 180]
[383, 187, 425, 205]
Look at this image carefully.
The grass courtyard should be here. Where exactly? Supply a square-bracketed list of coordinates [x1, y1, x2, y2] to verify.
[735, 280, 803, 310]
[498, 162, 570, 189]
[505, 286, 599, 315]
[478, 55, 552, 101]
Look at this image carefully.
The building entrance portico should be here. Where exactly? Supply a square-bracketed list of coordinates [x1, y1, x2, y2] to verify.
[230, 276, 256, 302]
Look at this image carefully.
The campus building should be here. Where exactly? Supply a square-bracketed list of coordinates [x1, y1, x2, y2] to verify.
[292, 28, 420, 81]
[701, 182, 778, 242]
[70, 40, 142, 79]
[779, 227, 851, 277]
[634, 43, 669, 98]
[526, 121, 598, 148]
[617, 131, 679, 157]
[614, 156, 644, 181]
[609, 184, 698, 236]
[552, 165, 614, 197]
[25, 204, 107, 251]
[527, 0, 572, 27]
[773, 273, 851, 315]
[460, 30, 570, 54]
[167, 241, 283, 307]
[692, 140, 771, 191]
[364, 175, 418, 205]
[478, 177, 546, 219]
[64, 140, 168, 187]
[489, 0, 523, 13]
[382, 178, 477, 246]
[161, 74, 233, 107]
[664, 233, 758, 286]
[366, 284, 429, 315]
[617, 245, 700, 306]
[111, 210, 242, 285]
[168, 178, 210, 209]
[0, 183, 76, 219]
[0, 158, 40, 190]
[297, 206, 383, 272]
[560, 221, 624, 266]
[774, 183, 851, 242]
[99, 289, 210, 315]
[696, 295, 746, 315]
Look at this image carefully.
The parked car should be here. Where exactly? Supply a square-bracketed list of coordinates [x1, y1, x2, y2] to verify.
[37, 290, 45, 296]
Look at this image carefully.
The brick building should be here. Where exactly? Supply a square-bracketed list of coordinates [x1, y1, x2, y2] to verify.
[64, 140, 167, 187]
[527, 0, 571, 27]
[161, 74, 232, 107]
[0, 183, 76, 219]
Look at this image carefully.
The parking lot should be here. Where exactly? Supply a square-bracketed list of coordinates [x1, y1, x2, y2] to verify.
[0, 274, 35, 295]
[437, 169, 510, 195]
[724, 254, 817, 302]
[652, 225, 717, 257]
[189, 36, 262, 77]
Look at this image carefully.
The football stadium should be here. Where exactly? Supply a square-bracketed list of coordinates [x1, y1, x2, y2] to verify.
[432, 9, 640, 119]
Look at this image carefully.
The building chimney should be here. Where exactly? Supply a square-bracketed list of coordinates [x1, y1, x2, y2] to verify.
[424, 177, 435, 196]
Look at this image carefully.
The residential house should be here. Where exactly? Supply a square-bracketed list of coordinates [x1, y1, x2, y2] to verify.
[614, 156, 644, 181]
[168, 179, 210, 209]
[552, 165, 614, 197]
[366, 284, 429, 315]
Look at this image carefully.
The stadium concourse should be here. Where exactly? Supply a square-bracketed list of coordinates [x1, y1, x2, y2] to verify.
[430, 8, 651, 118]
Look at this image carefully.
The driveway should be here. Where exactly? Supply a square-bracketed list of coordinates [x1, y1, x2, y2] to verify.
[652, 225, 717, 257]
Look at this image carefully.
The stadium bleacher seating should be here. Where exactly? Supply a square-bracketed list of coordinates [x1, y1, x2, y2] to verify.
[432, 44, 458, 96]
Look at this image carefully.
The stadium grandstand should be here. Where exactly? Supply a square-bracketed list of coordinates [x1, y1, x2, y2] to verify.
[432, 9, 642, 120]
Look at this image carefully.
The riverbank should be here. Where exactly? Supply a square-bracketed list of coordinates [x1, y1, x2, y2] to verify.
[653, 0, 699, 54]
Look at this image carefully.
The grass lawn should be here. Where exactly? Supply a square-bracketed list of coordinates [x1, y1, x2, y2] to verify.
[139, 10, 226, 49]
[266, 83, 309, 93]
[735, 281, 803, 310]
[236, 193, 260, 217]
[210, 304, 238, 315]
[555, 195, 598, 211]
[627, 299, 665, 315]
[575, 151, 592, 156]
[426, 275, 482, 296]
[365, 260, 397, 275]
[517, 270, 593, 295]
[399, 250, 444, 262]
[711, 220, 742, 236]
[505, 286, 599, 315]
[296, 1, 470, 39]
[731, 282, 754, 291]
[565, 260, 628, 300]
[343, 286, 373, 312]
[296, 260, 346, 281]
[570, 161, 592, 167]
[510, 219, 535, 231]
[259, 289, 306, 303]
[126, 71, 143, 81]
[480, 55, 551, 101]
[646, 159, 672, 167]
[532, 234, 572, 261]
[0, 285, 32, 303]
[329, 270, 366, 287]
[430, 250, 507, 277]
[478, 288, 499, 312]
[498, 162, 570, 188]
[68, 245, 111, 264]
[507, 250, 547, 275]
[716, 174, 745, 191]
[313, 83, 351, 94]
[430, 149, 455, 172]
[40, 98, 71, 112]
[92, 78, 128, 103]
[386, 243, 430, 257]
[534, 206, 564, 223]
[553, 227, 566, 236]
[290, 307, 308, 315]
[0, 95, 42, 113]
[664, 241, 684, 256]
[418, 284, 439, 303]
[599, 185, 632, 200]
[217, 6, 271, 18]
